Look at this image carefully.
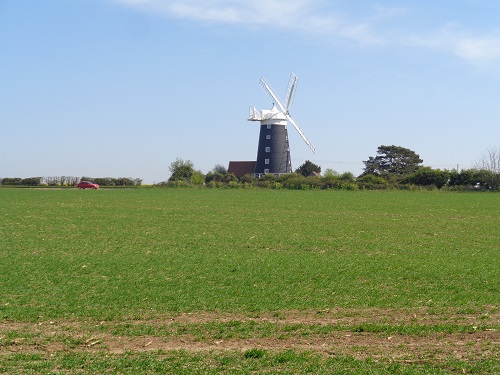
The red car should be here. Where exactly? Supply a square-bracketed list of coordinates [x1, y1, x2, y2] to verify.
[77, 181, 99, 189]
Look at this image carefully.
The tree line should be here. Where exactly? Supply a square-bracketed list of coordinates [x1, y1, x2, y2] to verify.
[2, 145, 497, 190]
[0, 176, 142, 187]
[163, 145, 500, 191]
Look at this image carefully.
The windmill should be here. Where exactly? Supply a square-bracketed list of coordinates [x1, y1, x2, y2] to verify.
[248, 73, 315, 176]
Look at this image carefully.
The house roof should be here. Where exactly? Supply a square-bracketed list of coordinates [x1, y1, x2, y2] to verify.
[227, 161, 256, 178]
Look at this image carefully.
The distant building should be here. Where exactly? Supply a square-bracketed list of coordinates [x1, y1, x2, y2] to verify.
[227, 161, 256, 178]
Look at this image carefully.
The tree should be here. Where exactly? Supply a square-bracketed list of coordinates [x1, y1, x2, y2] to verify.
[474, 146, 500, 174]
[168, 158, 195, 182]
[212, 164, 227, 175]
[1, 178, 22, 185]
[295, 160, 321, 177]
[21, 177, 42, 186]
[66, 176, 80, 186]
[361, 145, 423, 178]
[44, 176, 61, 186]
[323, 168, 339, 178]
[473, 146, 500, 189]
[191, 170, 205, 185]
[475, 169, 498, 190]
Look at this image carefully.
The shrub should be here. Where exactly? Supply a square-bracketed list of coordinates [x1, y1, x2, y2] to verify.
[205, 172, 223, 183]
[272, 182, 283, 190]
[448, 169, 476, 187]
[282, 173, 308, 189]
[260, 174, 278, 182]
[191, 171, 205, 186]
[356, 174, 388, 190]
[254, 179, 274, 189]
[341, 182, 359, 191]
[308, 176, 323, 189]
[244, 348, 266, 359]
[403, 167, 450, 189]
[240, 174, 255, 184]
[339, 171, 355, 182]
[321, 175, 340, 189]
[21, 177, 42, 186]
[1, 178, 22, 186]
[224, 173, 238, 183]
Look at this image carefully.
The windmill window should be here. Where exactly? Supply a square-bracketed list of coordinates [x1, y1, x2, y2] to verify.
[265, 159, 270, 164]
[267, 124, 272, 129]
[266, 135, 271, 140]
[264, 169, 269, 173]
[265, 147, 270, 152]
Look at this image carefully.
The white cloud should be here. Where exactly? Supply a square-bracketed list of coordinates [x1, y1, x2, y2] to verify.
[108, 0, 383, 44]
[168, 2, 243, 23]
[412, 24, 500, 66]
[455, 35, 500, 64]
[108, 0, 500, 67]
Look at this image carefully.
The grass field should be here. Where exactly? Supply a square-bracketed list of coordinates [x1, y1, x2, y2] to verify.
[1, 188, 498, 373]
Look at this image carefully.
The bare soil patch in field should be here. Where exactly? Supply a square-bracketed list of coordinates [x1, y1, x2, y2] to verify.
[2, 308, 498, 363]
[141, 307, 498, 326]
[107, 331, 498, 362]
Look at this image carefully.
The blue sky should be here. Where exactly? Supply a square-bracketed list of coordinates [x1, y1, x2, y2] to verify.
[1, 0, 500, 183]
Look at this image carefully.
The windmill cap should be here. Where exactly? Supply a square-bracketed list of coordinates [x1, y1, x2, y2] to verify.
[260, 105, 286, 119]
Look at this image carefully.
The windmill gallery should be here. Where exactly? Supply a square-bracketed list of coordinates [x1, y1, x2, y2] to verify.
[228, 73, 315, 178]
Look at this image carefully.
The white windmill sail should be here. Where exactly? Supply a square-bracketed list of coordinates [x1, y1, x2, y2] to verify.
[259, 73, 315, 154]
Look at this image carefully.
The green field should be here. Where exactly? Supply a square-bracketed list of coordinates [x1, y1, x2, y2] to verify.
[1, 188, 499, 374]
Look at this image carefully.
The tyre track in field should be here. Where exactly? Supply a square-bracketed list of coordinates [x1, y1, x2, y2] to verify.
[2, 308, 499, 362]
